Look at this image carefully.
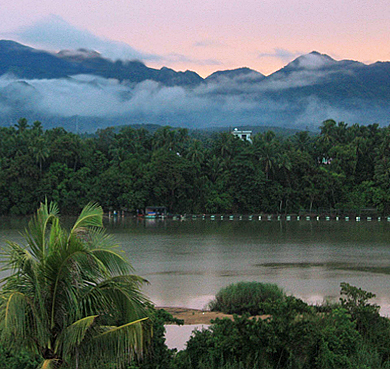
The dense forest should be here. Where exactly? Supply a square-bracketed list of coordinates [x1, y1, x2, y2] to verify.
[1, 118, 390, 216]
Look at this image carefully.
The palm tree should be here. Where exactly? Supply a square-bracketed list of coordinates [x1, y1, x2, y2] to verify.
[186, 139, 205, 166]
[206, 154, 225, 183]
[29, 136, 50, 175]
[254, 132, 280, 181]
[0, 201, 149, 368]
[15, 117, 29, 134]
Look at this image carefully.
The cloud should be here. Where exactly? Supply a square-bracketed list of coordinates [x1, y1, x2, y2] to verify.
[260, 70, 329, 90]
[294, 97, 356, 127]
[9, 14, 160, 61]
[193, 39, 226, 48]
[258, 48, 302, 62]
[0, 71, 387, 131]
[6, 15, 222, 68]
[294, 52, 334, 69]
[163, 52, 222, 66]
[199, 68, 328, 95]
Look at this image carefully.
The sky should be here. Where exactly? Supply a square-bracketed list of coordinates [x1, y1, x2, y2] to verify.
[0, 0, 389, 77]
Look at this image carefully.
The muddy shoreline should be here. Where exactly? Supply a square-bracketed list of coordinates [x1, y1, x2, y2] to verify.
[159, 307, 269, 324]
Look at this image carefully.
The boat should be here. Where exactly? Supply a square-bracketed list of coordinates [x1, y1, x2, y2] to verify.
[144, 206, 167, 219]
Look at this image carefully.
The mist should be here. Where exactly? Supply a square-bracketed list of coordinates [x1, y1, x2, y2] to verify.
[0, 67, 388, 132]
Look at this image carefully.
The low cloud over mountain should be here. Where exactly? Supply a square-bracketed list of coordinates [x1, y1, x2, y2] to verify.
[0, 41, 389, 131]
[7, 15, 159, 62]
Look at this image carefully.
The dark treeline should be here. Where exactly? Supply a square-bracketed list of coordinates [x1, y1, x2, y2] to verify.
[1, 118, 390, 216]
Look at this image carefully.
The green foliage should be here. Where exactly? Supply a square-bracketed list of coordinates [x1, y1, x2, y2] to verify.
[208, 282, 286, 315]
[314, 308, 361, 368]
[0, 343, 41, 369]
[339, 282, 390, 364]
[175, 310, 360, 369]
[0, 201, 150, 368]
[1, 119, 390, 215]
[340, 282, 380, 334]
[174, 283, 390, 369]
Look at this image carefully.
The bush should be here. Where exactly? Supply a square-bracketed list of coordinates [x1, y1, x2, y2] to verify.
[174, 306, 363, 369]
[175, 283, 390, 369]
[208, 282, 286, 315]
[0, 344, 41, 369]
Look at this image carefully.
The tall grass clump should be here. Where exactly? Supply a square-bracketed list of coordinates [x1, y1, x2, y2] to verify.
[208, 282, 286, 315]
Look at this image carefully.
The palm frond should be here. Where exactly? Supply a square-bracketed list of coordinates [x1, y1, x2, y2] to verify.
[91, 249, 132, 276]
[75, 274, 148, 326]
[1, 241, 35, 275]
[97, 317, 148, 337]
[70, 203, 103, 236]
[55, 315, 98, 356]
[0, 289, 48, 346]
[0, 242, 50, 348]
[87, 227, 118, 249]
[49, 248, 98, 329]
[92, 318, 148, 363]
[48, 217, 63, 255]
[24, 200, 59, 260]
[1, 291, 29, 340]
[98, 276, 149, 323]
[86, 228, 132, 275]
[40, 359, 61, 369]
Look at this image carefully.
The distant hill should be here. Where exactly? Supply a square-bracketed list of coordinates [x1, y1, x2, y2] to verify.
[205, 67, 266, 83]
[0, 40, 81, 79]
[0, 40, 203, 86]
[0, 41, 389, 131]
[266, 51, 390, 102]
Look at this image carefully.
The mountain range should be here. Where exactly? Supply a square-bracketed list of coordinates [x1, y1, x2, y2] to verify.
[0, 40, 203, 86]
[0, 40, 389, 131]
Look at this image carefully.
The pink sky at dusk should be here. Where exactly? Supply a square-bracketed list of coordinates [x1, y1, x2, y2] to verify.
[0, 0, 389, 77]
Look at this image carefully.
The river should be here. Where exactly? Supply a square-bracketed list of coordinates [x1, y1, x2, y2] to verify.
[2, 216, 390, 315]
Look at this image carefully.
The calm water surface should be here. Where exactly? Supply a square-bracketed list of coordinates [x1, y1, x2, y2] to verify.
[2, 217, 390, 315]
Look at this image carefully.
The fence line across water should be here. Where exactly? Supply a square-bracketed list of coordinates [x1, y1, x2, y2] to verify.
[182, 214, 390, 222]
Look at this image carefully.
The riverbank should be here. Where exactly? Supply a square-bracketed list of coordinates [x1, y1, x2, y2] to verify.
[159, 307, 269, 324]
[160, 307, 270, 351]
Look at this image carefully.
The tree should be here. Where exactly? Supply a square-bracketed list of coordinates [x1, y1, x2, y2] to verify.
[29, 136, 50, 175]
[15, 117, 29, 134]
[0, 201, 150, 369]
[254, 131, 280, 181]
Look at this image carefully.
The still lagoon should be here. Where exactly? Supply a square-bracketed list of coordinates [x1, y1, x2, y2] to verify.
[2, 216, 390, 315]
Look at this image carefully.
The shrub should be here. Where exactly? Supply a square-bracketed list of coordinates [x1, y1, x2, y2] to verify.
[208, 282, 286, 315]
[176, 283, 390, 369]
[0, 344, 41, 369]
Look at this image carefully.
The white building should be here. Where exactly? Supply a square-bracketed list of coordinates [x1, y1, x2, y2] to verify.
[231, 128, 253, 143]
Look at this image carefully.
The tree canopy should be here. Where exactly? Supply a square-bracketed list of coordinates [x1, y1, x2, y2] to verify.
[1, 119, 390, 215]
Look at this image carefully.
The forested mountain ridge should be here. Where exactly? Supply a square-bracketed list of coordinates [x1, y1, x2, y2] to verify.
[205, 67, 266, 83]
[0, 40, 389, 131]
[0, 40, 203, 86]
[266, 51, 390, 101]
[1, 118, 390, 216]
[1, 41, 389, 95]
